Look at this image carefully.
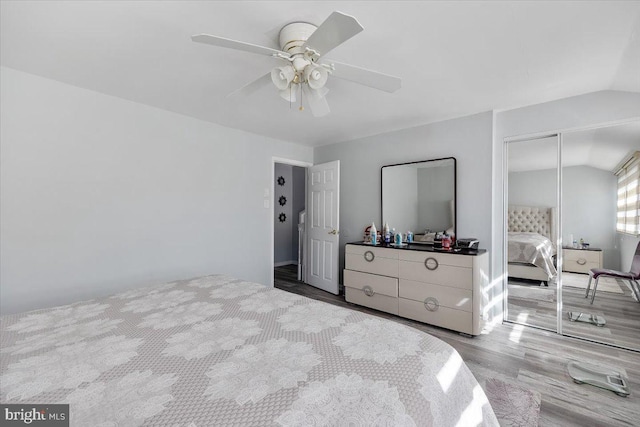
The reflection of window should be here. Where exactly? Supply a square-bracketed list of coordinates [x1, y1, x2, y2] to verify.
[616, 151, 640, 235]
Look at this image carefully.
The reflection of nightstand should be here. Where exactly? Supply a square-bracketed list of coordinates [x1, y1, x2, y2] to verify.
[562, 247, 603, 274]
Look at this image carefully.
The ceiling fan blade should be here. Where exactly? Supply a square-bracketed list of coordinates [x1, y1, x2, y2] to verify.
[328, 60, 401, 93]
[302, 85, 330, 117]
[303, 11, 363, 57]
[192, 34, 289, 58]
[226, 72, 272, 98]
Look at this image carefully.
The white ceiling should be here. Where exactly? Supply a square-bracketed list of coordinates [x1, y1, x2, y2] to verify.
[2, 1, 639, 147]
[508, 120, 640, 172]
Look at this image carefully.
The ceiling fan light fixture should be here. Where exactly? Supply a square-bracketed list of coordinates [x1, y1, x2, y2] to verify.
[278, 84, 299, 102]
[192, 11, 402, 117]
[304, 65, 328, 90]
[271, 65, 296, 90]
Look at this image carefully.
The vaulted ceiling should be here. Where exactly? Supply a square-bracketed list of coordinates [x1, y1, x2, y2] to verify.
[508, 120, 640, 172]
[2, 1, 639, 146]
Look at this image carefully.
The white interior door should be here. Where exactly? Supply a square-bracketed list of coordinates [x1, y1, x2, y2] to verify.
[306, 160, 340, 294]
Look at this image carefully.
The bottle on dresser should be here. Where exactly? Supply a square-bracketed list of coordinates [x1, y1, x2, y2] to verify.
[383, 222, 391, 244]
[394, 232, 403, 245]
[442, 234, 451, 250]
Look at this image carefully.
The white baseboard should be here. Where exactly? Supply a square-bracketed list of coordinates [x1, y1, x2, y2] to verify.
[274, 260, 297, 267]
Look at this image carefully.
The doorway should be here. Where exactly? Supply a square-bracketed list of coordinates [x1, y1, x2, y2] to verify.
[270, 158, 341, 296]
[273, 161, 307, 288]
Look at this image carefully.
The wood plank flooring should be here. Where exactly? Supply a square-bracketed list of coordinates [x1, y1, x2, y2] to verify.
[507, 276, 640, 351]
[275, 265, 640, 427]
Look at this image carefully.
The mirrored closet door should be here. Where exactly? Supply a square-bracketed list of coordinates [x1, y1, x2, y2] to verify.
[505, 120, 640, 352]
[561, 121, 640, 351]
[505, 135, 560, 331]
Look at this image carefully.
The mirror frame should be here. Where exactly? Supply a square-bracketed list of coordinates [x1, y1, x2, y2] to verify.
[381, 157, 457, 238]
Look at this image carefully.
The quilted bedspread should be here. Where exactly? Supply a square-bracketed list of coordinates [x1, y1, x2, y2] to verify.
[0, 275, 498, 426]
[508, 232, 558, 279]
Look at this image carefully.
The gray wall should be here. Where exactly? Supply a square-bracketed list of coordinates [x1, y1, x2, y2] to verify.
[563, 166, 618, 270]
[274, 163, 293, 264]
[508, 168, 556, 206]
[314, 111, 494, 285]
[273, 164, 305, 265]
[382, 166, 418, 233]
[509, 165, 619, 269]
[417, 165, 455, 233]
[0, 67, 313, 314]
[493, 90, 640, 319]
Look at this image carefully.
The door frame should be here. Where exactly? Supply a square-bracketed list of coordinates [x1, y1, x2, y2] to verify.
[502, 132, 563, 334]
[270, 157, 313, 287]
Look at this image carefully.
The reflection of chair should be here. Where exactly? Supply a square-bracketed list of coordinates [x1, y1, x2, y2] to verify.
[585, 242, 640, 304]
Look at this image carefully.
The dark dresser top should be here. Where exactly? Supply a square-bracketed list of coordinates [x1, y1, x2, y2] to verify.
[562, 246, 602, 251]
[346, 241, 487, 256]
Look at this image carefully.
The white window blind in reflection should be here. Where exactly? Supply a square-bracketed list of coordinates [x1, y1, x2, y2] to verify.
[616, 151, 640, 235]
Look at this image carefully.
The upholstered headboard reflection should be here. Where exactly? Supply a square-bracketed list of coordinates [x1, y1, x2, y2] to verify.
[508, 205, 557, 244]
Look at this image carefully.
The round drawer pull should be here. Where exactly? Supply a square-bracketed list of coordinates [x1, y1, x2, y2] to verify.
[424, 297, 439, 312]
[577, 258, 587, 265]
[363, 285, 375, 297]
[364, 251, 375, 262]
[424, 257, 439, 271]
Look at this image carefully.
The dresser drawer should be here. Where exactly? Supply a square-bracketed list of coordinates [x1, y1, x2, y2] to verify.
[562, 249, 602, 274]
[346, 244, 399, 259]
[344, 269, 398, 298]
[399, 259, 472, 290]
[399, 279, 472, 312]
[398, 250, 472, 268]
[563, 260, 599, 274]
[345, 245, 399, 277]
[399, 298, 472, 335]
[345, 286, 398, 315]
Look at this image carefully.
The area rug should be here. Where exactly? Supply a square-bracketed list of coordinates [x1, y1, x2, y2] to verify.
[508, 284, 555, 302]
[484, 378, 541, 427]
[562, 272, 624, 294]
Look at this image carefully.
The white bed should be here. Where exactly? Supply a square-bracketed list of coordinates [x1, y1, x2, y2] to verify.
[0, 274, 498, 426]
[508, 205, 558, 283]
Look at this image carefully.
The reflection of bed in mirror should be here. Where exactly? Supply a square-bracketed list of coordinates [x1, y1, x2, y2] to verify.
[508, 205, 558, 283]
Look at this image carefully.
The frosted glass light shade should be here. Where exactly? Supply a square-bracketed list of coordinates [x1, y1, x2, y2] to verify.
[271, 65, 295, 90]
[304, 65, 328, 89]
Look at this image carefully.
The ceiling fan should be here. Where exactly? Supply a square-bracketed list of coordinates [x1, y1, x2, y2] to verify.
[192, 11, 401, 117]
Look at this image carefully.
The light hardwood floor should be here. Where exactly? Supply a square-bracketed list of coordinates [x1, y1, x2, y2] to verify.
[275, 265, 640, 427]
[507, 276, 640, 351]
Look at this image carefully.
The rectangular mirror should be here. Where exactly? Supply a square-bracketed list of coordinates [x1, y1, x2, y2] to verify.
[506, 135, 559, 332]
[560, 120, 640, 351]
[381, 157, 456, 240]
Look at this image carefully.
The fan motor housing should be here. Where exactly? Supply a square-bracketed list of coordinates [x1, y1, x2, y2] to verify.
[278, 22, 317, 55]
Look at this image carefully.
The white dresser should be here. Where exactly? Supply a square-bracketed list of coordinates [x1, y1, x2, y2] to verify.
[344, 243, 489, 336]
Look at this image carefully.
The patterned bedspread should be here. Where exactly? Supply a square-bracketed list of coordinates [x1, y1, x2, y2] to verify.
[508, 232, 558, 278]
[1, 275, 498, 426]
